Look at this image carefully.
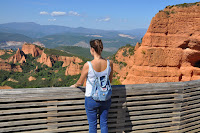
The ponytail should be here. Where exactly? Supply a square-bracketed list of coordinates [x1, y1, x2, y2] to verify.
[90, 39, 103, 55]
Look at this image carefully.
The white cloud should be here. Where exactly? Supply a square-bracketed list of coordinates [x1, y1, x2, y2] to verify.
[48, 19, 56, 21]
[96, 17, 111, 22]
[51, 11, 66, 16]
[40, 11, 49, 15]
[40, 11, 81, 17]
[104, 17, 111, 21]
[68, 11, 80, 16]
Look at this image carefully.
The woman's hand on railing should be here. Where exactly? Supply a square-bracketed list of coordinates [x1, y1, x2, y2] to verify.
[70, 84, 78, 88]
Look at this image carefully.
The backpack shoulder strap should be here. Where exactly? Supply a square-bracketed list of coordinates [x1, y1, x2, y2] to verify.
[87, 61, 92, 71]
[107, 59, 110, 76]
[86, 62, 93, 86]
[87, 61, 97, 78]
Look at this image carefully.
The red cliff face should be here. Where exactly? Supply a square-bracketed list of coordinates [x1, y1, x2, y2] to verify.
[0, 62, 22, 72]
[0, 49, 23, 72]
[0, 50, 5, 56]
[65, 62, 82, 76]
[37, 51, 83, 69]
[0, 62, 12, 71]
[0, 86, 13, 89]
[7, 48, 26, 64]
[112, 47, 135, 83]
[115, 3, 200, 84]
[52, 56, 83, 67]
[37, 51, 53, 67]
[0, 44, 83, 75]
[134, 42, 140, 51]
[22, 43, 43, 57]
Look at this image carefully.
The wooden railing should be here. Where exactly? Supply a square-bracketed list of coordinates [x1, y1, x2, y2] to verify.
[0, 79, 200, 133]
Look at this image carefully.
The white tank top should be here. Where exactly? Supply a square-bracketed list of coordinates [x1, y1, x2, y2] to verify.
[85, 60, 111, 97]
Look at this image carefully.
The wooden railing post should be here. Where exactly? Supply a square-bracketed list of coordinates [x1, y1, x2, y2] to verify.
[116, 95, 126, 133]
[172, 89, 184, 132]
[47, 100, 58, 131]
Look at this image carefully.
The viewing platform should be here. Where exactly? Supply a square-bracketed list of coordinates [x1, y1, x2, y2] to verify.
[1, 79, 200, 133]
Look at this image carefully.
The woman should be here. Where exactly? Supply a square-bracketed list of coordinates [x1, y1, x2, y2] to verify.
[70, 39, 113, 133]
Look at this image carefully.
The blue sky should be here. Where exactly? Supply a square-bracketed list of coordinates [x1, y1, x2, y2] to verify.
[0, 0, 199, 30]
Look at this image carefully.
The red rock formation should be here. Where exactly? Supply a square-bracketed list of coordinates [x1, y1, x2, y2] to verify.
[65, 62, 81, 76]
[0, 50, 5, 56]
[19, 55, 26, 64]
[7, 48, 26, 64]
[113, 47, 135, 82]
[121, 3, 200, 84]
[37, 50, 83, 69]
[0, 86, 13, 89]
[0, 62, 22, 72]
[37, 51, 53, 67]
[22, 43, 43, 57]
[7, 78, 18, 83]
[0, 59, 4, 62]
[0, 62, 12, 71]
[12, 65, 23, 72]
[134, 42, 140, 51]
[28, 76, 36, 81]
[58, 78, 62, 81]
[52, 56, 83, 67]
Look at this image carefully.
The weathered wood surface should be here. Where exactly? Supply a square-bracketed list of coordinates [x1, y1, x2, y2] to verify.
[0, 79, 200, 132]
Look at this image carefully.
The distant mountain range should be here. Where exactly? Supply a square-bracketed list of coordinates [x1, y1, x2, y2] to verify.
[0, 22, 147, 52]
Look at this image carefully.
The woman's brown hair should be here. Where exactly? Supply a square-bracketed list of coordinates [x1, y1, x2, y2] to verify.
[90, 39, 103, 55]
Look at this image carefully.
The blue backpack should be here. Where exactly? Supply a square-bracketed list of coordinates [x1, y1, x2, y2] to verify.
[87, 60, 112, 101]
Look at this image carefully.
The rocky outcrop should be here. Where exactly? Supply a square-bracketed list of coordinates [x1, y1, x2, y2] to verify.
[22, 43, 43, 57]
[65, 62, 81, 76]
[134, 42, 140, 51]
[121, 3, 200, 84]
[0, 61, 22, 72]
[37, 52, 53, 67]
[7, 78, 18, 83]
[0, 50, 5, 56]
[0, 86, 13, 89]
[7, 48, 26, 64]
[52, 56, 83, 67]
[0, 62, 12, 71]
[113, 47, 135, 82]
[57, 78, 62, 81]
[38, 53, 84, 76]
[0, 62, 22, 72]
[0, 58, 5, 62]
[12, 65, 23, 72]
[28, 76, 36, 81]
[37, 50, 83, 68]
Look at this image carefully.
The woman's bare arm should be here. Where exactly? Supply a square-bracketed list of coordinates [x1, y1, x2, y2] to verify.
[70, 62, 89, 87]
